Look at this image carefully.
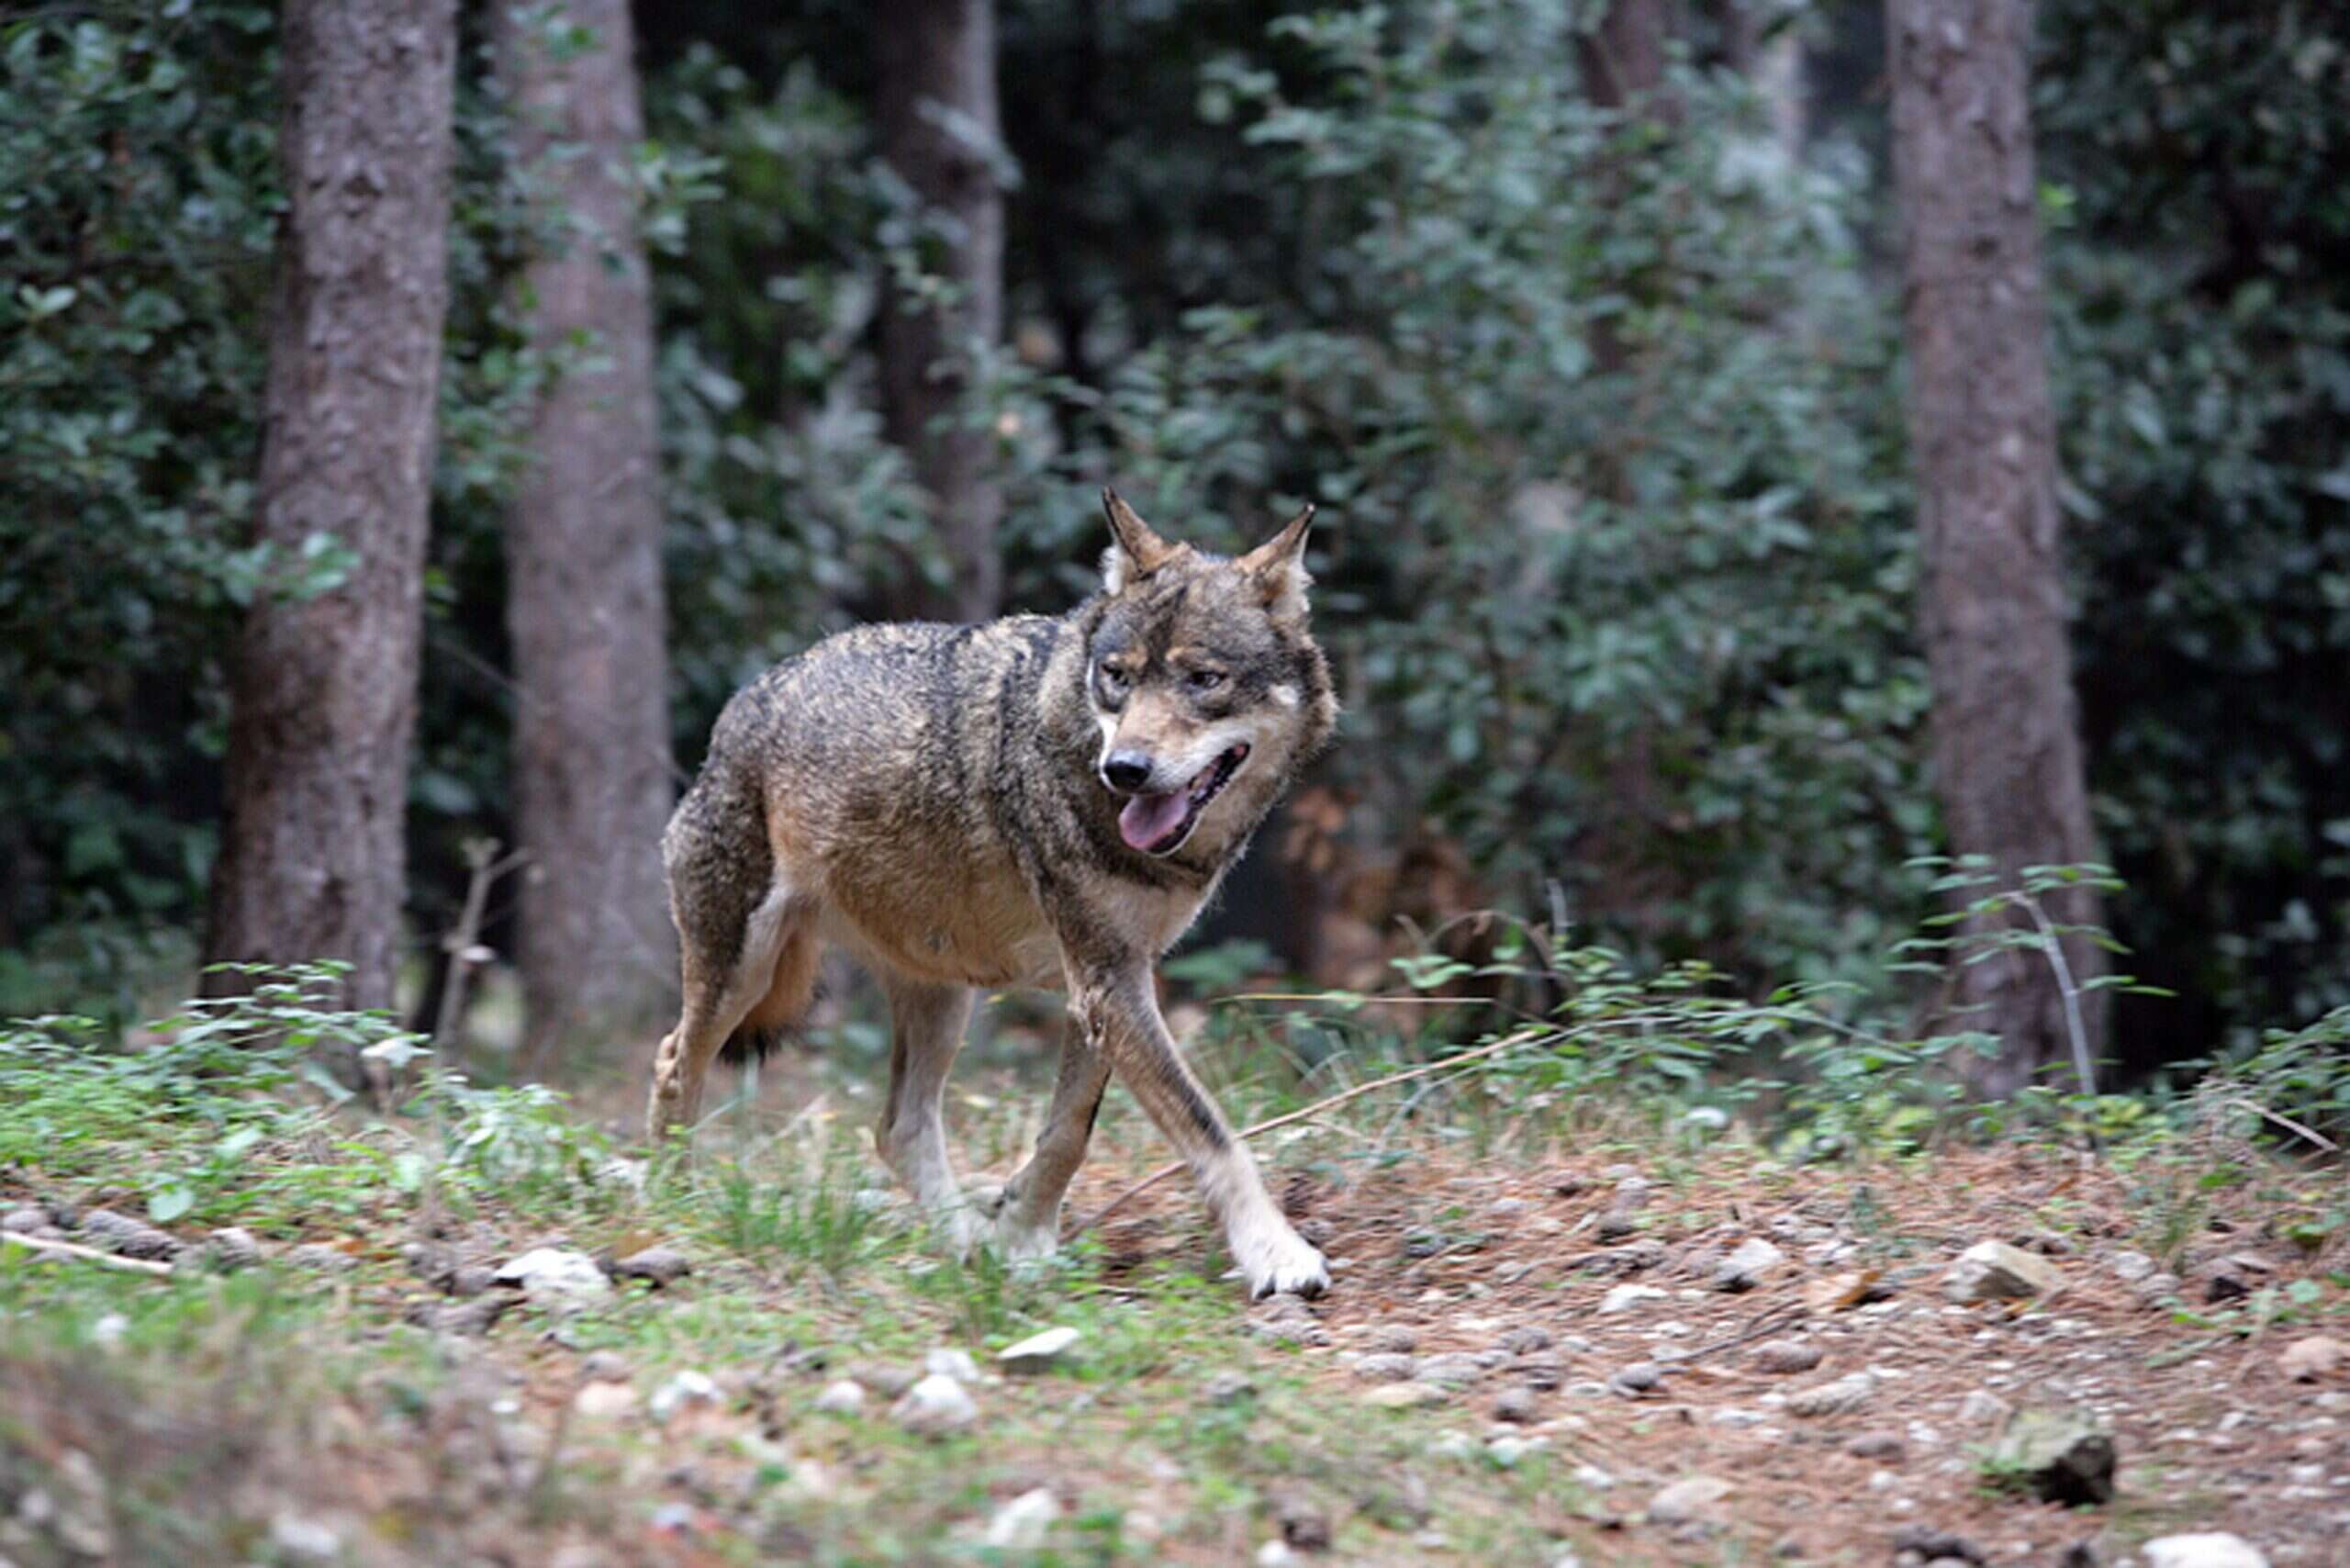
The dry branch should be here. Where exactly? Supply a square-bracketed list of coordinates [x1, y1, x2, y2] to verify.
[0, 1230, 176, 1277]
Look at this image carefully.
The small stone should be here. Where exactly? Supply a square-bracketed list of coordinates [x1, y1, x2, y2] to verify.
[285, 1241, 359, 1273]
[1257, 1543, 1297, 1567]
[1847, 1432, 1906, 1462]
[2143, 1535, 2269, 1568]
[578, 1350, 629, 1381]
[892, 1373, 979, 1434]
[81, 1208, 182, 1260]
[574, 1380, 637, 1418]
[268, 1511, 341, 1561]
[1598, 1283, 1668, 1315]
[1516, 1360, 1562, 1392]
[2107, 1249, 2157, 1282]
[446, 1264, 497, 1298]
[1, 1205, 47, 1234]
[1572, 1462, 1617, 1491]
[1647, 1475, 1733, 1525]
[984, 1487, 1060, 1549]
[925, 1348, 982, 1381]
[1204, 1371, 1257, 1406]
[204, 1227, 263, 1271]
[1276, 1494, 1332, 1551]
[1984, 1407, 2115, 1506]
[2278, 1335, 2343, 1383]
[813, 1379, 866, 1414]
[1608, 1361, 1665, 1397]
[493, 1247, 610, 1304]
[649, 1370, 722, 1423]
[1712, 1237, 1787, 1293]
[2199, 1252, 2275, 1303]
[1354, 1352, 1418, 1383]
[846, 1361, 919, 1398]
[1751, 1339, 1822, 1375]
[1550, 1170, 1595, 1197]
[1595, 1212, 1640, 1242]
[1787, 1372, 1875, 1417]
[408, 1296, 510, 1337]
[1416, 1352, 1484, 1387]
[998, 1327, 1080, 1375]
[1500, 1325, 1551, 1355]
[1944, 1241, 2061, 1303]
[1493, 1386, 1538, 1424]
[1889, 1528, 1986, 1565]
[611, 1245, 692, 1286]
[1362, 1382, 1447, 1409]
[1957, 1389, 2011, 1427]
[1367, 1324, 1419, 1354]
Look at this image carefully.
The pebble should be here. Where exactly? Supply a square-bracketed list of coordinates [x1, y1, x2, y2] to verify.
[892, 1373, 979, 1434]
[1500, 1325, 1552, 1355]
[846, 1361, 920, 1398]
[492, 1248, 610, 1304]
[649, 1370, 722, 1423]
[1516, 1360, 1562, 1391]
[610, 1245, 692, 1286]
[268, 1511, 341, 1561]
[984, 1487, 1060, 1549]
[1354, 1352, 1418, 1383]
[1598, 1283, 1668, 1315]
[1276, 1494, 1332, 1551]
[2279, 1336, 2343, 1383]
[574, 1380, 637, 1418]
[2108, 1249, 2157, 1282]
[1416, 1352, 1484, 1387]
[813, 1379, 866, 1414]
[1493, 1387, 1538, 1424]
[204, 1226, 263, 1271]
[0, 1205, 48, 1234]
[1752, 1339, 1823, 1375]
[81, 1208, 182, 1260]
[1608, 1361, 1665, 1397]
[1984, 1407, 2115, 1505]
[1647, 1475, 1733, 1525]
[1367, 1324, 1419, 1354]
[1957, 1389, 2012, 1426]
[2143, 1535, 2269, 1568]
[1712, 1237, 1787, 1293]
[1203, 1372, 1257, 1406]
[925, 1348, 982, 1381]
[1361, 1382, 1446, 1409]
[1944, 1240, 2061, 1303]
[1788, 1372, 1876, 1417]
[998, 1327, 1081, 1375]
[1847, 1432, 1907, 1462]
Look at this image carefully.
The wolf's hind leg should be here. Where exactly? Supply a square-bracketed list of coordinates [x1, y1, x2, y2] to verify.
[646, 877, 811, 1140]
[990, 1014, 1112, 1261]
[874, 977, 979, 1249]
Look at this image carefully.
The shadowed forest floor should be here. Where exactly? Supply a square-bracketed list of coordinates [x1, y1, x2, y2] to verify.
[2, 1041, 2346, 1566]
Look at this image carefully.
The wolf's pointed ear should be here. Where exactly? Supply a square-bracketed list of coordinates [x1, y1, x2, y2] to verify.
[1101, 488, 1177, 594]
[1237, 503, 1315, 622]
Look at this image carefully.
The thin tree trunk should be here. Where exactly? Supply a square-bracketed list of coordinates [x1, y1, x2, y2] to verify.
[876, 0, 1006, 623]
[1886, 0, 2107, 1094]
[203, 0, 458, 1011]
[497, 0, 676, 1054]
[1579, 0, 1681, 114]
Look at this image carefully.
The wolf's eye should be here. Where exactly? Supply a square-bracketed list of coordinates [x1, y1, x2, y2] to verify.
[1097, 664, 1131, 700]
[1185, 668, 1227, 694]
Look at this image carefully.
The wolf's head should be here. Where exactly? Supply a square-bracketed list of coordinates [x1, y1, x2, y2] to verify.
[1081, 489, 1337, 858]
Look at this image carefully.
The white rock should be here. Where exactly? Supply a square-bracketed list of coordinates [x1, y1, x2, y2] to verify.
[269, 1512, 341, 1561]
[926, 1348, 983, 1381]
[1959, 1389, 2013, 1426]
[1256, 1543, 1298, 1567]
[573, 1381, 637, 1418]
[1945, 1240, 2062, 1303]
[985, 1487, 1060, 1549]
[2143, 1534, 2271, 1568]
[1572, 1462, 1617, 1491]
[1684, 1107, 1729, 1131]
[813, 1379, 867, 1414]
[1598, 1283, 1669, 1315]
[1647, 1475, 1733, 1525]
[492, 1248, 612, 1307]
[1714, 1237, 1786, 1286]
[998, 1327, 1080, 1374]
[649, 1370, 721, 1423]
[894, 1372, 979, 1434]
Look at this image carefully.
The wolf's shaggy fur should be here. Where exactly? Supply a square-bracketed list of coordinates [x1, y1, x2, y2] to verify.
[649, 492, 1337, 1297]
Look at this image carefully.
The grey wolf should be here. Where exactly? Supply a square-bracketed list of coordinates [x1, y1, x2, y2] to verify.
[647, 491, 1339, 1298]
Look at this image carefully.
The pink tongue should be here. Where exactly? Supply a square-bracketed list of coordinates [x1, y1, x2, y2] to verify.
[1119, 791, 1190, 851]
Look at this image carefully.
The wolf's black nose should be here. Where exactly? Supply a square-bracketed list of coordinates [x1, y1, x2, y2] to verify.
[1102, 752, 1155, 793]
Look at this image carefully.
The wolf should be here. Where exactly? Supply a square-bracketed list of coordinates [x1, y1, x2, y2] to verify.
[646, 490, 1339, 1298]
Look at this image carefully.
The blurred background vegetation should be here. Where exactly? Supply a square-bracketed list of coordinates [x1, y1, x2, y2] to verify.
[2, 0, 2344, 1094]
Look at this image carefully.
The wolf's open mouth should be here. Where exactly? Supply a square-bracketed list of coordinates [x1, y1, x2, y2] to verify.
[1117, 744, 1250, 856]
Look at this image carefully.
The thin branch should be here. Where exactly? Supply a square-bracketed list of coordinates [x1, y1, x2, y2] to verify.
[1069, 1024, 1548, 1236]
[1, 1231, 176, 1277]
[2018, 892, 2097, 1097]
[2224, 1096, 2340, 1154]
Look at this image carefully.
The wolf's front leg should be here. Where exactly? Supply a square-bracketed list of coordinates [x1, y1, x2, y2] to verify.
[1070, 966, 1327, 1299]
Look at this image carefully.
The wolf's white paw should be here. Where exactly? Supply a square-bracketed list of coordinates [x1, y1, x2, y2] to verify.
[987, 1206, 1062, 1265]
[1233, 1224, 1330, 1300]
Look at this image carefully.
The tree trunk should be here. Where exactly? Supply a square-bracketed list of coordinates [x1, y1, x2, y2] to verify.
[1579, 0, 1681, 113]
[1886, 0, 2107, 1094]
[497, 0, 676, 1055]
[203, 0, 458, 1011]
[875, 0, 1006, 623]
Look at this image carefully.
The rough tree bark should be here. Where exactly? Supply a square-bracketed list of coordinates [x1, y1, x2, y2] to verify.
[1886, 0, 2107, 1093]
[1579, 0, 1681, 113]
[876, 0, 1006, 623]
[497, 0, 676, 1053]
[203, 0, 458, 1010]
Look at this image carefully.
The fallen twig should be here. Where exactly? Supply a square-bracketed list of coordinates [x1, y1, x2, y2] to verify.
[0, 1230, 176, 1277]
[1070, 1025, 1548, 1236]
[2225, 1096, 2340, 1154]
